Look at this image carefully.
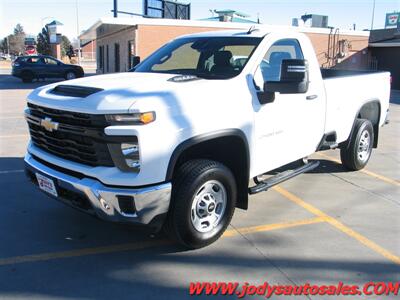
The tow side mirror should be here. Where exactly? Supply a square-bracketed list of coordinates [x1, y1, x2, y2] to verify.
[265, 59, 309, 95]
[257, 59, 309, 105]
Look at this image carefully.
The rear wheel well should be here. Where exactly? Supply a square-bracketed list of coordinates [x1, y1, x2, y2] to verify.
[357, 101, 380, 148]
[168, 133, 249, 210]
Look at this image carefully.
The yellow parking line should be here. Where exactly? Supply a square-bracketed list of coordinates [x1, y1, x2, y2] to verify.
[223, 217, 325, 237]
[0, 239, 173, 267]
[316, 152, 400, 186]
[1, 186, 398, 266]
[0, 217, 325, 267]
[273, 186, 400, 265]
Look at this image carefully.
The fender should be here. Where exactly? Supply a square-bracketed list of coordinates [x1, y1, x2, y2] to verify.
[165, 128, 250, 181]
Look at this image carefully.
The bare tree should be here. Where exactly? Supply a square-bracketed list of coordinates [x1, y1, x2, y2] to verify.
[8, 24, 26, 55]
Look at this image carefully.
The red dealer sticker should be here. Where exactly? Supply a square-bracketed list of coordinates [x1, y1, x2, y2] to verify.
[36, 173, 58, 197]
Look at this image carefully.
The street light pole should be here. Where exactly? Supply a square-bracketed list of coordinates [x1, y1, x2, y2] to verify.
[76, 0, 81, 65]
[370, 0, 376, 30]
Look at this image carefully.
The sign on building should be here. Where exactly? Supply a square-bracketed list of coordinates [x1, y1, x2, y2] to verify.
[46, 20, 63, 44]
[143, 0, 190, 19]
[385, 12, 400, 28]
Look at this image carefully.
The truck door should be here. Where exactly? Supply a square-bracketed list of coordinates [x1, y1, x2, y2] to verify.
[253, 38, 325, 173]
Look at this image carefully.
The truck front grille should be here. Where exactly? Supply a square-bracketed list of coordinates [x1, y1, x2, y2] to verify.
[28, 103, 106, 127]
[26, 104, 114, 167]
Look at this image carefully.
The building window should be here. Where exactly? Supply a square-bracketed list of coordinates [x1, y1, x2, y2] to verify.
[98, 46, 104, 71]
[114, 43, 120, 72]
[143, 0, 190, 19]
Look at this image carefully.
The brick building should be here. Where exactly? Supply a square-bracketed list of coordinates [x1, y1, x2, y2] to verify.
[80, 40, 96, 60]
[79, 17, 370, 74]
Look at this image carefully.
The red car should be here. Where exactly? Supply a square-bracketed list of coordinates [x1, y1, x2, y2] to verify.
[25, 45, 37, 56]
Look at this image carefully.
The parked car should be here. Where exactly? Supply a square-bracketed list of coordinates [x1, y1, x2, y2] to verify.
[0, 53, 10, 61]
[24, 30, 390, 249]
[12, 55, 84, 83]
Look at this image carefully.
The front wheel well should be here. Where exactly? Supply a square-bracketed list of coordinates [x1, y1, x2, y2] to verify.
[167, 132, 250, 210]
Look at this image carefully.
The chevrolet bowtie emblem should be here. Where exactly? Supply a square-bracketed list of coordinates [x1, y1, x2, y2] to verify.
[40, 117, 59, 132]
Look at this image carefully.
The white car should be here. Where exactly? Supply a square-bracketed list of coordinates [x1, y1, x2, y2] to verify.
[24, 29, 390, 248]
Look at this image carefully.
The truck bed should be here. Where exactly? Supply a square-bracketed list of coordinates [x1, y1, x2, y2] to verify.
[321, 69, 391, 144]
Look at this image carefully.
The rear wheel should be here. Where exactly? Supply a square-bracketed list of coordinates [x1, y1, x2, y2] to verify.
[65, 71, 76, 80]
[21, 71, 33, 83]
[164, 159, 237, 249]
[340, 119, 374, 170]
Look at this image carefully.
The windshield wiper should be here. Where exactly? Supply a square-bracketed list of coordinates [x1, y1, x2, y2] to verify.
[194, 72, 234, 79]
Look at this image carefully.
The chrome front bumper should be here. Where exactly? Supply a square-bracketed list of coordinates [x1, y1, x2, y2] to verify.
[24, 152, 171, 226]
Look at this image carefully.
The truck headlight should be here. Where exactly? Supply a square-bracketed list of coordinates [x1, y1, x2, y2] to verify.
[121, 143, 140, 169]
[106, 112, 155, 125]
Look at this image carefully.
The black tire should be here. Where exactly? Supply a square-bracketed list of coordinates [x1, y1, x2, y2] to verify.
[340, 119, 374, 171]
[21, 71, 33, 83]
[164, 159, 237, 249]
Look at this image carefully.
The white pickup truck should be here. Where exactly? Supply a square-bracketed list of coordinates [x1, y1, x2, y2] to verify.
[24, 29, 390, 248]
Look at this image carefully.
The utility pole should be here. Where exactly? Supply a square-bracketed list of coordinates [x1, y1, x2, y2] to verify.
[76, 0, 81, 65]
[6, 36, 10, 55]
[370, 0, 376, 30]
[114, 0, 118, 18]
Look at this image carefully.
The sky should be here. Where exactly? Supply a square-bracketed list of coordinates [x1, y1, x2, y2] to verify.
[1, 0, 399, 40]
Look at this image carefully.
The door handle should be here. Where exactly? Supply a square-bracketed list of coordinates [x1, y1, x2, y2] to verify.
[306, 95, 318, 100]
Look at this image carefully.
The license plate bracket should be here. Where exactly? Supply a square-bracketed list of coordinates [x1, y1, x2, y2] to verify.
[35, 173, 58, 197]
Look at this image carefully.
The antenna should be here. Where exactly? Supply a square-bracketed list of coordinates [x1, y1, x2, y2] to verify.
[247, 25, 259, 34]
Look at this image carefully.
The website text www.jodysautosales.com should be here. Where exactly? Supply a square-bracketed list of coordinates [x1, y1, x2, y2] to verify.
[189, 281, 399, 298]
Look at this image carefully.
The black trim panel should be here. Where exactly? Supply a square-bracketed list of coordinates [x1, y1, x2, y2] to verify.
[49, 85, 103, 98]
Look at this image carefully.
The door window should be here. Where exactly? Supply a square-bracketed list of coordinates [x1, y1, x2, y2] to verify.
[25, 57, 42, 64]
[259, 39, 304, 82]
[44, 57, 58, 65]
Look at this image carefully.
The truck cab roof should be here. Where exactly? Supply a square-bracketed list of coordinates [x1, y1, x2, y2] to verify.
[178, 29, 271, 39]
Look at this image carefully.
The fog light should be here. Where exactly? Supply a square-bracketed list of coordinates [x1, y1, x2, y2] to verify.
[121, 143, 140, 170]
[117, 195, 136, 215]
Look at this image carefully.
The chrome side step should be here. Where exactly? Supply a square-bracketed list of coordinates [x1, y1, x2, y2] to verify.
[249, 161, 320, 195]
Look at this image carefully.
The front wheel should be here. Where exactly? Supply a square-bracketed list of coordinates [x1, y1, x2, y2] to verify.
[340, 119, 374, 171]
[165, 159, 237, 249]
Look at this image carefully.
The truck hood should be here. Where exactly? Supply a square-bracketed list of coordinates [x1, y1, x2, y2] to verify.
[27, 72, 215, 114]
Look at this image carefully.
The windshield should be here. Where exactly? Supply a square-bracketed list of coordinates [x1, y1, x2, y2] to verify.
[133, 36, 262, 79]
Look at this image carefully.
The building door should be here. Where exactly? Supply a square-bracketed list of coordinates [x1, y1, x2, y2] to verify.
[106, 45, 109, 73]
[114, 43, 120, 72]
